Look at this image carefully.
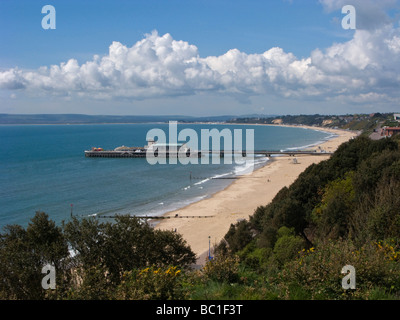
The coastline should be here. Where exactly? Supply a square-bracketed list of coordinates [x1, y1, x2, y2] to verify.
[155, 126, 359, 266]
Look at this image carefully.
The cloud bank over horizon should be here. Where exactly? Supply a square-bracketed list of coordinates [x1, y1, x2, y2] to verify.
[1, 1, 400, 110]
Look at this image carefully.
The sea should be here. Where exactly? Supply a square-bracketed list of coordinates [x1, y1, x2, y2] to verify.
[0, 123, 335, 228]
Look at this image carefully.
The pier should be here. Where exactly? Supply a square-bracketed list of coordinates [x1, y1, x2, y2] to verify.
[85, 150, 148, 158]
[85, 149, 333, 158]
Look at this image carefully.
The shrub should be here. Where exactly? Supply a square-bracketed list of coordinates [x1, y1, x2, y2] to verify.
[202, 255, 240, 283]
[116, 266, 184, 300]
[273, 227, 306, 266]
[276, 240, 400, 300]
[239, 244, 272, 271]
[66, 264, 114, 300]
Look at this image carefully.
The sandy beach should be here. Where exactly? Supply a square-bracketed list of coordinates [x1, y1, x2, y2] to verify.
[155, 126, 359, 266]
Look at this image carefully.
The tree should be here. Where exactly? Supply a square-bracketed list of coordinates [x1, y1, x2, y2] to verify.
[224, 220, 253, 253]
[0, 211, 69, 299]
[352, 150, 400, 200]
[312, 172, 356, 240]
[62, 215, 107, 270]
[26, 211, 69, 269]
[366, 178, 400, 240]
[63, 215, 196, 284]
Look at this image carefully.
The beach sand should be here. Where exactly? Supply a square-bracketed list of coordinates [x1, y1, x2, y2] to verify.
[155, 126, 359, 266]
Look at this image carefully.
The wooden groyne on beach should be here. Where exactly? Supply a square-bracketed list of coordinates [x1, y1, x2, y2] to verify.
[97, 214, 215, 220]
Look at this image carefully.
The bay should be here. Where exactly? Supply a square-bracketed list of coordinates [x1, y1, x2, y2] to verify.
[0, 123, 333, 228]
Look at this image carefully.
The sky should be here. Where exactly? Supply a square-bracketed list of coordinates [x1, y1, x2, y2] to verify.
[1, 0, 400, 116]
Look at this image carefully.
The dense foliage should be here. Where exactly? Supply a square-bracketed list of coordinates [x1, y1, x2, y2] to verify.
[217, 135, 400, 299]
[0, 214, 195, 299]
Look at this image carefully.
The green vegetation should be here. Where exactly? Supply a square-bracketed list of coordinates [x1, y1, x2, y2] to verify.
[1, 135, 400, 300]
[215, 134, 400, 300]
[0, 214, 195, 299]
[229, 112, 399, 136]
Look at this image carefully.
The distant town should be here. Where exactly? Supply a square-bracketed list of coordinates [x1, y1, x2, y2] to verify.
[228, 112, 400, 139]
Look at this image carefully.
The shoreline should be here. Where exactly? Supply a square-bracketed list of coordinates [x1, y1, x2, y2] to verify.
[154, 125, 359, 266]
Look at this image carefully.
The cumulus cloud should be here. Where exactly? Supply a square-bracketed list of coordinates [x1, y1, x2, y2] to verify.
[1, 13, 400, 106]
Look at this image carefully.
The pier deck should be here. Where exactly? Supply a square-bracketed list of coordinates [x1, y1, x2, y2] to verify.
[85, 150, 333, 158]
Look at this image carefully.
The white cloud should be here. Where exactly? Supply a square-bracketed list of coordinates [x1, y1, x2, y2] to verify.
[0, 69, 26, 90]
[1, 16, 400, 106]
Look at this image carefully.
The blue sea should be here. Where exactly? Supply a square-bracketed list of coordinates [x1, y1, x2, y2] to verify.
[0, 123, 334, 228]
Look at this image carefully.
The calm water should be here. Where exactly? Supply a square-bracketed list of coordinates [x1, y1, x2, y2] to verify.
[0, 123, 333, 228]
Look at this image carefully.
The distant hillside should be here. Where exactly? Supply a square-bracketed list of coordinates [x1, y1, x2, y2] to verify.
[0, 114, 235, 125]
[2, 113, 398, 134]
[229, 112, 400, 135]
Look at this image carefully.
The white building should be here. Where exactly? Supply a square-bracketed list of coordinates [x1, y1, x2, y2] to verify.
[145, 138, 189, 153]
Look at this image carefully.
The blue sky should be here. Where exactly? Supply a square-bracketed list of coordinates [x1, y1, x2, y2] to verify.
[1, 0, 400, 116]
[0, 1, 344, 66]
